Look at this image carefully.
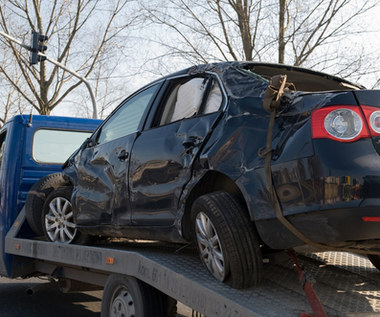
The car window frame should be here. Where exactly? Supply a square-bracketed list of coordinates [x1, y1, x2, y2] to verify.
[89, 81, 164, 146]
[145, 72, 227, 131]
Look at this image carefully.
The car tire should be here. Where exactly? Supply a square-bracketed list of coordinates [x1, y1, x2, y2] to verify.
[368, 254, 380, 270]
[42, 186, 89, 244]
[101, 274, 168, 317]
[25, 173, 68, 236]
[191, 191, 263, 289]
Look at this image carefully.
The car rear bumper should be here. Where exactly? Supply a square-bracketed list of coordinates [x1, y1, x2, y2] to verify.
[256, 204, 380, 249]
[253, 138, 380, 249]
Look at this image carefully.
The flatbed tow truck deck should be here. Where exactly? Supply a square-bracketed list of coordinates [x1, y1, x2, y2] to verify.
[5, 209, 380, 317]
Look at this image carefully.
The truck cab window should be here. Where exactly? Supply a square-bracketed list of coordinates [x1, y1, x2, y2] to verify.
[33, 129, 92, 164]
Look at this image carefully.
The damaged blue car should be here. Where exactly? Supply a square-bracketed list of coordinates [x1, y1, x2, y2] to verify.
[29, 62, 380, 289]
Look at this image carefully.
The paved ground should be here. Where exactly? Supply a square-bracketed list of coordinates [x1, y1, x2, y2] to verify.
[0, 277, 102, 317]
[0, 276, 193, 317]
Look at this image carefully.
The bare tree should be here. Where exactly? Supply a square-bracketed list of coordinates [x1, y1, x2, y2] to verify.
[280, 0, 377, 67]
[278, 0, 287, 64]
[0, 0, 136, 116]
[0, 44, 27, 125]
[141, 0, 272, 63]
[142, 0, 379, 83]
[0, 83, 26, 126]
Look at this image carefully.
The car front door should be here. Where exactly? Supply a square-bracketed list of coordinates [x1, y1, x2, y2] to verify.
[129, 75, 225, 226]
[71, 83, 162, 227]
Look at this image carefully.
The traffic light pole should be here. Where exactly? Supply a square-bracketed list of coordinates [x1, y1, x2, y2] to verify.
[0, 31, 98, 119]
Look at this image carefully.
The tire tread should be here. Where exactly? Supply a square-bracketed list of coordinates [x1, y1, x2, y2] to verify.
[192, 191, 263, 289]
[25, 173, 67, 235]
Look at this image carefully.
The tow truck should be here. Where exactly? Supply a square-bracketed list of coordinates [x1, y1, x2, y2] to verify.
[0, 115, 379, 317]
[1, 30, 380, 317]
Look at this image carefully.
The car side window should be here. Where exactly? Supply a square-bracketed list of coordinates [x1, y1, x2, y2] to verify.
[159, 76, 223, 126]
[97, 84, 159, 144]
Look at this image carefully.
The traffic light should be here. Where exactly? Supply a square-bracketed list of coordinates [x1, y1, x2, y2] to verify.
[29, 30, 48, 65]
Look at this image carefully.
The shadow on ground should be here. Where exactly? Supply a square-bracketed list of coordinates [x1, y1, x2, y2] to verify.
[0, 278, 102, 317]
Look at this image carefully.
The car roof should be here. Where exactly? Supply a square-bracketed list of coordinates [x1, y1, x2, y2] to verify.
[156, 61, 364, 92]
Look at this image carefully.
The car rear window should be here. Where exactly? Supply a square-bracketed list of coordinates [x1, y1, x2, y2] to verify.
[32, 129, 92, 164]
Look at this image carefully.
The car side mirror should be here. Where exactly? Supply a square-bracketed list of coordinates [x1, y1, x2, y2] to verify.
[83, 137, 95, 149]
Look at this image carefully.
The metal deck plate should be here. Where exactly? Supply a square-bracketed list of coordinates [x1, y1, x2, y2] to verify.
[5, 211, 380, 316]
[89, 242, 380, 317]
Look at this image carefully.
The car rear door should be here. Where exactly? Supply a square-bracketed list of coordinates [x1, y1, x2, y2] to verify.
[129, 74, 225, 226]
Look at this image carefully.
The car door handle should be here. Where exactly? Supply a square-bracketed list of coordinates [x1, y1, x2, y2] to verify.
[118, 149, 129, 161]
[183, 136, 203, 148]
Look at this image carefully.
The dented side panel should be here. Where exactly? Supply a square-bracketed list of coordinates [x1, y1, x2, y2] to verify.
[129, 113, 220, 226]
[70, 134, 136, 226]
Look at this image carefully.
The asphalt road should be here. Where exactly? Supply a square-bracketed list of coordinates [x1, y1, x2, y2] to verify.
[0, 276, 192, 317]
[0, 277, 102, 317]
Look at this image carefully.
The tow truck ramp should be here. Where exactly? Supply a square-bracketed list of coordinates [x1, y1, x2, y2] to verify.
[5, 209, 380, 317]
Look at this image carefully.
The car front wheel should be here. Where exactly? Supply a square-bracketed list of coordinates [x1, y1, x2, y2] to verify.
[42, 186, 88, 244]
[25, 172, 67, 236]
[191, 191, 263, 289]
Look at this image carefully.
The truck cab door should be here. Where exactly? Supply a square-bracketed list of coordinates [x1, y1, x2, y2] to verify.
[70, 84, 162, 227]
[129, 75, 225, 226]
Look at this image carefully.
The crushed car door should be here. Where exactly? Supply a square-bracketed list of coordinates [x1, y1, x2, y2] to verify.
[70, 84, 161, 227]
[129, 75, 225, 226]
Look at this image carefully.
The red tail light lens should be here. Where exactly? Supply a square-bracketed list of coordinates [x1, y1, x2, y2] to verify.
[311, 106, 369, 142]
[360, 105, 380, 136]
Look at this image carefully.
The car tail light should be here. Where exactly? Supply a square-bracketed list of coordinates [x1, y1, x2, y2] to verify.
[360, 105, 380, 137]
[362, 217, 380, 222]
[311, 106, 369, 142]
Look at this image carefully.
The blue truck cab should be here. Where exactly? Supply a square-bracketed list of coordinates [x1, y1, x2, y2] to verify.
[0, 115, 101, 277]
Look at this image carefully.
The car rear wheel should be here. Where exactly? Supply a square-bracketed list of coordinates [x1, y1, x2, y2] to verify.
[191, 191, 263, 289]
[42, 186, 88, 244]
[25, 173, 67, 236]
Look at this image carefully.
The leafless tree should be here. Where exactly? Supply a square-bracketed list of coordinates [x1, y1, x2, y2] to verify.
[0, 0, 136, 116]
[279, 0, 377, 67]
[0, 45, 27, 125]
[142, 0, 379, 84]
[141, 0, 272, 63]
[0, 83, 26, 126]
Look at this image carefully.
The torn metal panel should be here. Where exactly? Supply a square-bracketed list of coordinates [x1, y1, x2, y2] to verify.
[68, 133, 136, 227]
[129, 112, 220, 227]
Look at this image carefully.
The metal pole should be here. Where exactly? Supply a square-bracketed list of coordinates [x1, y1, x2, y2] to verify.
[0, 31, 98, 119]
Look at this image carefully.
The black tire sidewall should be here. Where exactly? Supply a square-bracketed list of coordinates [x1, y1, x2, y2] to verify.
[25, 173, 67, 236]
[191, 197, 231, 280]
[190, 191, 263, 289]
[101, 275, 152, 317]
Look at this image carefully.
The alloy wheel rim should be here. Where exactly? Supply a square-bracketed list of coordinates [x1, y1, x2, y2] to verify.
[110, 288, 135, 317]
[195, 211, 226, 281]
[45, 196, 77, 243]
